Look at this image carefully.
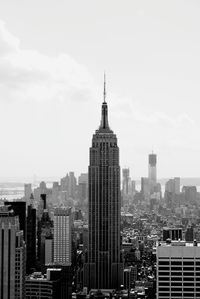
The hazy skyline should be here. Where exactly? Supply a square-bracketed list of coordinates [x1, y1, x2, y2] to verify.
[0, 0, 200, 179]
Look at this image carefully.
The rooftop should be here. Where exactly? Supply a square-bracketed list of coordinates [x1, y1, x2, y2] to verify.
[158, 240, 200, 247]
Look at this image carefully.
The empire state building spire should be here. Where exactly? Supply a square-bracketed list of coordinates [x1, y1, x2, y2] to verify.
[103, 72, 106, 103]
[99, 74, 111, 131]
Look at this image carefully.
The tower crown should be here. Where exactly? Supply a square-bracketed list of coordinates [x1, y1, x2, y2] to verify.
[99, 101, 110, 130]
[97, 74, 113, 133]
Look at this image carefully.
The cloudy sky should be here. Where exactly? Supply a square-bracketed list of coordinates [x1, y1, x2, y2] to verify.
[0, 0, 200, 180]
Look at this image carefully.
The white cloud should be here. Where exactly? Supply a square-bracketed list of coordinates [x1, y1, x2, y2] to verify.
[111, 95, 194, 128]
[0, 20, 96, 103]
[0, 20, 19, 55]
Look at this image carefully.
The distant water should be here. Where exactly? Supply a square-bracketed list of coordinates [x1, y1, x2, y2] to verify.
[0, 187, 24, 201]
[1, 181, 200, 202]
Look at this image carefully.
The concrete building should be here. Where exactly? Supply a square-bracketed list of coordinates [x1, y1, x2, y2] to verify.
[24, 183, 33, 204]
[182, 186, 197, 203]
[84, 82, 123, 289]
[157, 240, 200, 298]
[69, 171, 77, 199]
[122, 168, 130, 196]
[45, 238, 53, 265]
[174, 177, 180, 194]
[25, 269, 62, 299]
[141, 177, 150, 200]
[165, 177, 180, 195]
[0, 206, 25, 299]
[78, 173, 88, 202]
[53, 207, 72, 265]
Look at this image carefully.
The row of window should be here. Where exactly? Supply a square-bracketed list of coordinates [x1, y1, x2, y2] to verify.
[159, 276, 200, 281]
[159, 261, 200, 265]
[159, 282, 200, 286]
[159, 272, 200, 276]
[159, 287, 200, 292]
[159, 294, 200, 297]
[159, 266, 200, 271]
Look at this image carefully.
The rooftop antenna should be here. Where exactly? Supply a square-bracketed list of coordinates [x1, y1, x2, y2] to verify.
[103, 72, 106, 103]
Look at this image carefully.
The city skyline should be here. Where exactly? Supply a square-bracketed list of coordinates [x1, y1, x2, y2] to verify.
[0, 1, 200, 178]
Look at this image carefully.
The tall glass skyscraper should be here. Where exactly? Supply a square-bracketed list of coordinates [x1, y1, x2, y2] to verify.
[84, 81, 123, 290]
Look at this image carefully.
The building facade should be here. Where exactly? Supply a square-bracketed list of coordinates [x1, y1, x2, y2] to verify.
[53, 207, 71, 265]
[0, 206, 25, 299]
[84, 83, 123, 289]
[37, 194, 53, 268]
[157, 240, 200, 298]
[26, 204, 36, 273]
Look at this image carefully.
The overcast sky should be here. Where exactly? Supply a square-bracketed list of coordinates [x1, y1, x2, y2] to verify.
[0, 0, 200, 181]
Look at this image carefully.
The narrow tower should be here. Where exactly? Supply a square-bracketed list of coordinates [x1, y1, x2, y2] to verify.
[148, 153, 157, 193]
[84, 77, 123, 289]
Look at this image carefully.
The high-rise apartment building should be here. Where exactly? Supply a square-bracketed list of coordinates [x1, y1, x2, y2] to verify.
[0, 206, 25, 299]
[84, 81, 123, 289]
[53, 207, 72, 265]
[157, 240, 200, 298]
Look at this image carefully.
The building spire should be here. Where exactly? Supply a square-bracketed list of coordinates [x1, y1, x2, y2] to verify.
[98, 73, 111, 131]
[103, 72, 106, 103]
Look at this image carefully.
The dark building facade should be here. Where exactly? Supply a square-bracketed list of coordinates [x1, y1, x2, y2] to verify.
[84, 83, 123, 289]
[4, 201, 26, 242]
[163, 227, 183, 241]
[26, 203, 36, 273]
[0, 206, 25, 299]
[37, 194, 53, 269]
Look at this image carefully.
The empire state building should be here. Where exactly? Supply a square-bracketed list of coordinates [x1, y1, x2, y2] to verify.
[84, 79, 123, 290]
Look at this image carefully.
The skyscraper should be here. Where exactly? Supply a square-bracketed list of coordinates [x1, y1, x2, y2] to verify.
[84, 78, 123, 289]
[4, 201, 26, 243]
[148, 153, 157, 194]
[37, 194, 53, 268]
[53, 207, 72, 265]
[24, 183, 32, 204]
[0, 206, 25, 299]
[26, 203, 36, 274]
[148, 153, 157, 184]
